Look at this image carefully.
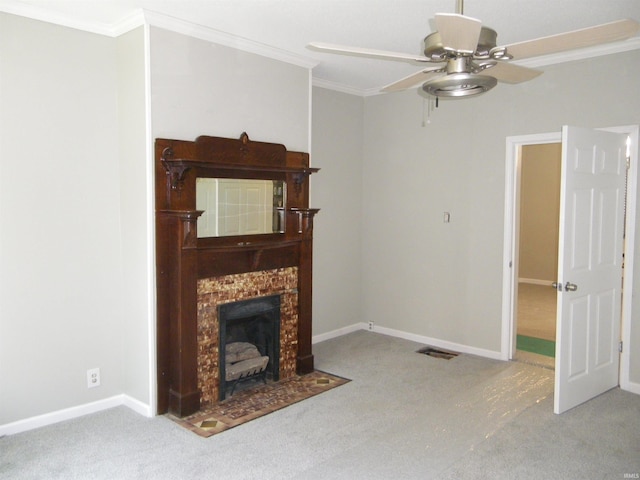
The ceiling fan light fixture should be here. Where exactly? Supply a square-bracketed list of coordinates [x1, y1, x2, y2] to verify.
[422, 72, 497, 98]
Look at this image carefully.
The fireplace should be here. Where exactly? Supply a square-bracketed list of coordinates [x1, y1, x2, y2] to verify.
[218, 294, 280, 400]
[155, 132, 319, 417]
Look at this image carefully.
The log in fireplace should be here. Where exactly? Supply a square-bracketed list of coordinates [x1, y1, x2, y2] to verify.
[155, 132, 319, 417]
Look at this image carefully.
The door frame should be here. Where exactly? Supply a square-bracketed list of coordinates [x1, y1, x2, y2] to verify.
[501, 125, 639, 394]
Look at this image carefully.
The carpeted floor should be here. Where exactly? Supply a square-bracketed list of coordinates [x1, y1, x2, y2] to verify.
[169, 370, 350, 437]
[2, 331, 639, 479]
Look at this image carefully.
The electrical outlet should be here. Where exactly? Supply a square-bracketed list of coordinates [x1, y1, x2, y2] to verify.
[368, 321, 374, 331]
[87, 368, 101, 388]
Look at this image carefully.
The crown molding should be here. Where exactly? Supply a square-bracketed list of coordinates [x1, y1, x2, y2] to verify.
[3, 0, 637, 93]
[0, 0, 121, 35]
[312, 78, 368, 96]
[516, 36, 640, 69]
[141, 10, 317, 69]
[111, 9, 146, 36]
[0, 1, 317, 70]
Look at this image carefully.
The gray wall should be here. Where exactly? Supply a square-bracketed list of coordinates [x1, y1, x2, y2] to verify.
[0, 14, 125, 423]
[519, 143, 561, 283]
[311, 87, 364, 336]
[149, 27, 310, 152]
[3, 10, 640, 429]
[116, 27, 152, 405]
[359, 50, 640, 380]
[0, 15, 312, 428]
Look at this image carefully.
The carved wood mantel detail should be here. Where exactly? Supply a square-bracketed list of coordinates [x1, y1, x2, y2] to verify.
[155, 132, 319, 417]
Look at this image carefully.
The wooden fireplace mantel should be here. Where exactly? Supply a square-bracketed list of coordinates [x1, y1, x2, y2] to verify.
[155, 132, 319, 417]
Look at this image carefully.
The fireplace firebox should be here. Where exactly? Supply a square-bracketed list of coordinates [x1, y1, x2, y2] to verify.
[219, 295, 281, 400]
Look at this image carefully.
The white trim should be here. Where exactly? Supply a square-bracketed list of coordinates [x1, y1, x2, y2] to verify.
[624, 380, 640, 396]
[312, 78, 368, 97]
[502, 132, 560, 361]
[605, 125, 640, 394]
[502, 126, 639, 394]
[3, 0, 638, 96]
[143, 22, 158, 418]
[313, 323, 502, 360]
[312, 323, 366, 344]
[110, 8, 146, 37]
[519, 278, 554, 286]
[141, 10, 317, 70]
[123, 394, 153, 417]
[0, 395, 150, 437]
[0, 0, 120, 36]
[308, 69, 314, 155]
[0, 3, 317, 69]
[373, 325, 503, 360]
[518, 37, 640, 69]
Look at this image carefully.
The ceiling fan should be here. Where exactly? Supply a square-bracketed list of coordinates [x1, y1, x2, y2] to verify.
[308, 0, 640, 98]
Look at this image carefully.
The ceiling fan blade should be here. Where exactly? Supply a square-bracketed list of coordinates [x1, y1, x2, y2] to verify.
[381, 68, 444, 92]
[504, 19, 640, 60]
[481, 62, 542, 84]
[435, 13, 482, 54]
[307, 42, 431, 64]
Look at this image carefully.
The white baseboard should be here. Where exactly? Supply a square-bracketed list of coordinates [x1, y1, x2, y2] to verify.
[519, 278, 553, 286]
[123, 394, 153, 417]
[621, 379, 640, 396]
[312, 322, 367, 344]
[312, 323, 502, 360]
[0, 394, 151, 437]
[372, 325, 503, 360]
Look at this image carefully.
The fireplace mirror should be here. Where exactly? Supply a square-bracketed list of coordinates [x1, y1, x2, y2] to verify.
[196, 178, 286, 237]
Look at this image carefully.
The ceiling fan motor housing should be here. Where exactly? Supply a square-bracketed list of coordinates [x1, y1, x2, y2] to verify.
[423, 26, 498, 60]
[422, 35, 499, 98]
[422, 73, 497, 98]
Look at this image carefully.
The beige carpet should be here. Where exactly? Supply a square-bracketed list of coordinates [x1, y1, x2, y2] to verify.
[517, 283, 557, 341]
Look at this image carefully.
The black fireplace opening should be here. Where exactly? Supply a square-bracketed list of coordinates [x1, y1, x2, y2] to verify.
[218, 294, 281, 400]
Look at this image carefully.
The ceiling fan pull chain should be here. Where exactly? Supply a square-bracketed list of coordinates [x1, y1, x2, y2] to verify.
[422, 97, 438, 127]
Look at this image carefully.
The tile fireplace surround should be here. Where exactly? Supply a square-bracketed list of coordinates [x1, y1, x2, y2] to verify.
[197, 267, 299, 406]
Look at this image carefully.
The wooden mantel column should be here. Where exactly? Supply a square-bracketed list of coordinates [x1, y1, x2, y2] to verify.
[292, 208, 320, 374]
[156, 209, 203, 416]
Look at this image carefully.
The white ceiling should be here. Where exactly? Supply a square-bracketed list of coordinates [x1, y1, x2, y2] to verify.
[6, 0, 640, 95]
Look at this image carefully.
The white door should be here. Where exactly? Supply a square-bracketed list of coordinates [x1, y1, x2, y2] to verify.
[554, 126, 628, 414]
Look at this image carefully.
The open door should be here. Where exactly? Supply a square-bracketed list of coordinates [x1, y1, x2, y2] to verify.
[554, 126, 628, 414]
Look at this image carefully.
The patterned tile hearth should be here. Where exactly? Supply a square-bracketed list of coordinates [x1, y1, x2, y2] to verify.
[168, 371, 350, 438]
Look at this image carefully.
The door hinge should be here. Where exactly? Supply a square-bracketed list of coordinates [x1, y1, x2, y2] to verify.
[619, 341, 623, 353]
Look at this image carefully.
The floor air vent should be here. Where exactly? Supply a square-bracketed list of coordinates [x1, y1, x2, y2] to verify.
[416, 346, 459, 360]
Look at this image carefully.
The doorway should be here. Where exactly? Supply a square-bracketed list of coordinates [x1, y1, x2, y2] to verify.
[516, 143, 561, 363]
[501, 125, 639, 403]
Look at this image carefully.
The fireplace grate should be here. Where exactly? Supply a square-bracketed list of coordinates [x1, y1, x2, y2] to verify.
[416, 346, 459, 360]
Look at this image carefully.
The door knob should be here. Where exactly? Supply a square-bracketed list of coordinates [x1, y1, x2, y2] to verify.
[564, 282, 578, 292]
[551, 282, 562, 291]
